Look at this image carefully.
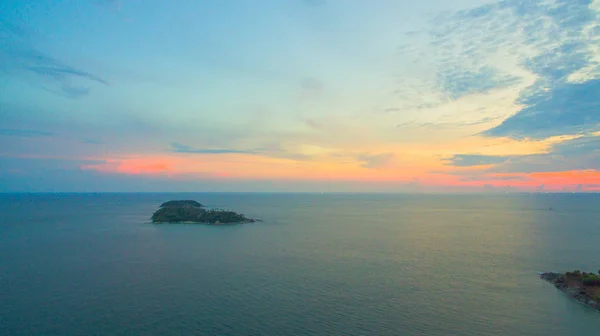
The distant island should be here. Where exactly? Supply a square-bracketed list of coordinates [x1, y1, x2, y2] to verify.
[540, 271, 600, 311]
[151, 200, 256, 224]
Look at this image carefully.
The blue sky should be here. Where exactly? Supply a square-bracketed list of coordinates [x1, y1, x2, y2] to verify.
[1, 0, 600, 192]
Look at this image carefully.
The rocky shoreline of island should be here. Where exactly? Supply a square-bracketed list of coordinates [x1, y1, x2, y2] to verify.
[151, 200, 258, 224]
[540, 271, 600, 312]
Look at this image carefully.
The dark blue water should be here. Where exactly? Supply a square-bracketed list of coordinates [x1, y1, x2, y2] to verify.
[1, 193, 600, 335]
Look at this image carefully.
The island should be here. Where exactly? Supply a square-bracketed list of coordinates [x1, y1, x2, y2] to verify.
[540, 271, 600, 311]
[151, 200, 256, 224]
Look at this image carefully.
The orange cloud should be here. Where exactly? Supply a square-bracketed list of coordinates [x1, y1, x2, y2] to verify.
[81, 159, 173, 175]
[529, 170, 600, 183]
[423, 170, 600, 191]
[78, 153, 423, 182]
[77, 148, 600, 193]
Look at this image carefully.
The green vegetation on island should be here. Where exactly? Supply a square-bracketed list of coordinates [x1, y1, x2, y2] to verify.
[159, 200, 204, 208]
[540, 270, 600, 310]
[151, 200, 256, 224]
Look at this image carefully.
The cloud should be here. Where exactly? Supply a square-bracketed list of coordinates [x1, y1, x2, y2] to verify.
[304, 119, 322, 130]
[485, 79, 600, 139]
[357, 153, 393, 169]
[300, 77, 324, 91]
[491, 135, 600, 173]
[390, 0, 534, 108]
[397, 116, 505, 131]
[299, 77, 324, 100]
[60, 86, 92, 99]
[437, 66, 521, 100]
[523, 41, 592, 81]
[489, 154, 576, 173]
[0, 128, 54, 138]
[170, 142, 258, 155]
[0, 20, 108, 98]
[551, 134, 600, 156]
[445, 154, 510, 167]
[0, 156, 223, 192]
[447, 134, 600, 174]
[252, 142, 315, 161]
[27, 65, 108, 85]
[460, 174, 530, 182]
[468, 0, 600, 139]
[397, 0, 600, 139]
[84, 139, 104, 145]
[81, 159, 172, 175]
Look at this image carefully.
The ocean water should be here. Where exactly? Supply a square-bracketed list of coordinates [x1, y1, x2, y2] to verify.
[1, 193, 600, 336]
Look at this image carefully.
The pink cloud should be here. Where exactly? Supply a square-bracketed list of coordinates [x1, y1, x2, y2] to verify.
[81, 159, 172, 175]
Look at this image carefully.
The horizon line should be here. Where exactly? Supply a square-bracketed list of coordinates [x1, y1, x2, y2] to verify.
[1, 191, 599, 195]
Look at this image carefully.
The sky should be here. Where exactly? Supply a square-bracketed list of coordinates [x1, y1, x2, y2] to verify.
[1, 0, 600, 192]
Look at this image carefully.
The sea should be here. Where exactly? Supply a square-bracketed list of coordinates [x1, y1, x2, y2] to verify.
[1, 193, 600, 336]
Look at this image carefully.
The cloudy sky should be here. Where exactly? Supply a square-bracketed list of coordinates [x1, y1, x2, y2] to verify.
[1, 0, 600, 192]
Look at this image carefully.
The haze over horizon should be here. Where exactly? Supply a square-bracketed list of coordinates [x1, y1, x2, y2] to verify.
[2, 0, 600, 192]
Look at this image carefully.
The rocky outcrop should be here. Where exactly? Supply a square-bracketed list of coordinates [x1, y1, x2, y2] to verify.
[540, 271, 600, 311]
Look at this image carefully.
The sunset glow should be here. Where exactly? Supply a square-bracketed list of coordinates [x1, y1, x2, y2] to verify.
[1, 0, 600, 192]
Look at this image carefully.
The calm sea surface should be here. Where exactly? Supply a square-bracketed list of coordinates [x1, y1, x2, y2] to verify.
[1, 193, 600, 335]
